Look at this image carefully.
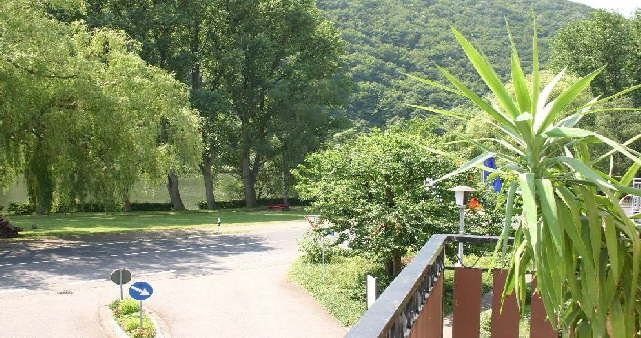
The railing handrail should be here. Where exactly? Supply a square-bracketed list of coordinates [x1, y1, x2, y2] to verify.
[345, 234, 503, 338]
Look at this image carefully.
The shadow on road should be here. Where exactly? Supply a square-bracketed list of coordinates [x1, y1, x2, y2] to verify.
[0, 230, 274, 290]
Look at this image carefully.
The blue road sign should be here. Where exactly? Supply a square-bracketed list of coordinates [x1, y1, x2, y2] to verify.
[129, 281, 153, 301]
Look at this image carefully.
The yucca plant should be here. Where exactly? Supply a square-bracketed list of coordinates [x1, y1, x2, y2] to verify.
[415, 24, 641, 337]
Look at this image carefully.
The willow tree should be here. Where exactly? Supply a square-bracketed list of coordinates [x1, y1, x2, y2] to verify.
[418, 24, 641, 336]
[0, 0, 201, 213]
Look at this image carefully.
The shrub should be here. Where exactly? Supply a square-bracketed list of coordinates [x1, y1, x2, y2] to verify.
[298, 230, 343, 263]
[129, 203, 173, 212]
[121, 315, 141, 332]
[109, 299, 155, 338]
[116, 298, 140, 316]
[295, 130, 468, 276]
[0, 216, 22, 238]
[7, 201, 34, 215]
[197, 198, 312, 209]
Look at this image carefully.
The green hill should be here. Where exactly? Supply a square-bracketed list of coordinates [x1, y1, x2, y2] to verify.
[317, 0, 593, 126]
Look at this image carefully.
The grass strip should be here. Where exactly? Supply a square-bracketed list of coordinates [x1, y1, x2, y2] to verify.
[6, 209, 306, 238]
[109, 298, 156, 338]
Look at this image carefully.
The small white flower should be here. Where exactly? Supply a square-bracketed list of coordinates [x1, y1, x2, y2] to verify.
[424, 177, 435, 191]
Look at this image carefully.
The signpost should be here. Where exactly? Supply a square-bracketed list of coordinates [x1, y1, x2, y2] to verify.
[129, 281, 154, 329]
[110, 268, 132, 300]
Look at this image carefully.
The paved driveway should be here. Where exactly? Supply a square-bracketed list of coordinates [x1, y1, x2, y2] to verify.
[0, 221, 346, 337]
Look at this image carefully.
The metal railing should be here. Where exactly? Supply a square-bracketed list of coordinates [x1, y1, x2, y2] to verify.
[346, 234, 502, 338]
[345, 234, 556, 338]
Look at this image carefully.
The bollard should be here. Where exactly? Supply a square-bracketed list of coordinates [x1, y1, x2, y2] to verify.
[367, 275, 377, 309]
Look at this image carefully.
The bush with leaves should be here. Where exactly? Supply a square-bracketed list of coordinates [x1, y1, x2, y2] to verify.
[295, 129, 502, 276]
[298, 230, 344, 264]
[416, 23, 641, 337]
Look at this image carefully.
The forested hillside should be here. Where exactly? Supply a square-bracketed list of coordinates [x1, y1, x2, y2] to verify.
[317, 0, 592, 125]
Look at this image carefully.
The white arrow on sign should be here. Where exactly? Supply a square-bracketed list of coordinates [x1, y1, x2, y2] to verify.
[130, 285, 150, 296]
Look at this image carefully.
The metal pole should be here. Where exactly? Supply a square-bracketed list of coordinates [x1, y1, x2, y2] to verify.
[458, 205, 465, 266]
[119, 269, 124, 300]
[139, 300, 143, 328]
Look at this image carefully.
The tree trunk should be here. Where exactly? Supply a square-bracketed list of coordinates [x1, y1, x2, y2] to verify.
[167, 171, 186, 210]
[123, 192, 131, 212]
[26, 140, 53, 215]
[386, 252, 404, 277]
[200, 155, 216, 210]
[282, 166, 290, 206]
[241, 149, 257, 208]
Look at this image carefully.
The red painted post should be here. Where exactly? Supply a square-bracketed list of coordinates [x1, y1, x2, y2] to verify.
[530, 280, 558, 338]
[452, 267, 483, 337]
[491, 269, 520, 338]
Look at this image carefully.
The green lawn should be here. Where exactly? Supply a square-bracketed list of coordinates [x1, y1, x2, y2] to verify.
[289, 254, 391, 327]
[5, 209, 306, 238]
[290, 252, 517, 329]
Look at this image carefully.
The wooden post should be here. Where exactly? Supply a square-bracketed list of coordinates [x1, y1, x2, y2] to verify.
[367, 275, 377, 309]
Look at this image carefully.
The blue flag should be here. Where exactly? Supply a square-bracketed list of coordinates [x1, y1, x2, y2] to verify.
[483, 157, 502, 192]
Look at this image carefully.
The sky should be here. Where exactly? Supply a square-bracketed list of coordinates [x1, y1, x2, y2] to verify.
[569, 0, 640, 16]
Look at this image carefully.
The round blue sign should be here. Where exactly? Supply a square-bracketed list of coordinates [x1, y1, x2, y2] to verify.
[129, 281, 153, 301]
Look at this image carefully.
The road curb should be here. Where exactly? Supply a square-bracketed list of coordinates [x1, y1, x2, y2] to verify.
[99, 305, 128, 338]
[147, 308, 171, 338]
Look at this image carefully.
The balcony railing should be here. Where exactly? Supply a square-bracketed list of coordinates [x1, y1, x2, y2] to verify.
[345, 234, 559, 338]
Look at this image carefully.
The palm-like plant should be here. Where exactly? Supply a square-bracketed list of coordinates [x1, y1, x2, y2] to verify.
[416, 25, 641, 337]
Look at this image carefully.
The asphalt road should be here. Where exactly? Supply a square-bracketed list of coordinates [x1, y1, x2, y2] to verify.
[0, 221, 346, 337]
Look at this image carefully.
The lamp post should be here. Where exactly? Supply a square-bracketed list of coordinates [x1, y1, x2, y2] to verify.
[449, 185, 476, 266]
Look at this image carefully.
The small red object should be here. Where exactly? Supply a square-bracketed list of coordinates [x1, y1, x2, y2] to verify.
[467, 197, 481, 209]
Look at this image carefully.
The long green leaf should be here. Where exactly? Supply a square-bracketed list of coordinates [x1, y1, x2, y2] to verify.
[536, 67, 604, 133]
[407, 104, 468, 121]
[518, 173, 539, 255]
[501, 182, 518, 257]
[546, 127, 641, 167]
[620, 162, 641, 187]
[436, 66, 517, 134]
[535, 69, 565, 124]
[506, 22, 531, 113]
[603, 215, 620, 287]
[530, 18, 540, 117]
[580, 83, 641, 108]
[553, 156, 617, 190]
[434, 152, 495, 184]
[404, 73, 463, 96]
[451, 27, 520, 118]
[536, 179, 563, 255]
[475, 137, 525, 156]
[595, 134, 641, 163]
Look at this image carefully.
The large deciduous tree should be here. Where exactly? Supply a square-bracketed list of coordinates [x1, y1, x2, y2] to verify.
[551, 10, 641, 176]
[82, 0, 347, 208]
[0, 0, 201, 213]
[205, 0, 347, 207]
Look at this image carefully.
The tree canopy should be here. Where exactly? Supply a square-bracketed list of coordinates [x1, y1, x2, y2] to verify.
[0, 0, 201, 213]
[80, 0, 350, 208]
[551, 10, 641, 176]
[317, 0, 592, 126]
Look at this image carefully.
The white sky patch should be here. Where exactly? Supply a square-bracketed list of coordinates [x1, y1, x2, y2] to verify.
[569, 0, 640, 17]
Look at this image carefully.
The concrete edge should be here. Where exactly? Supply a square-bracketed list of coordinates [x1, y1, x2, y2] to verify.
[146, 308, 171, 338]
[99, 305, 128, 338]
